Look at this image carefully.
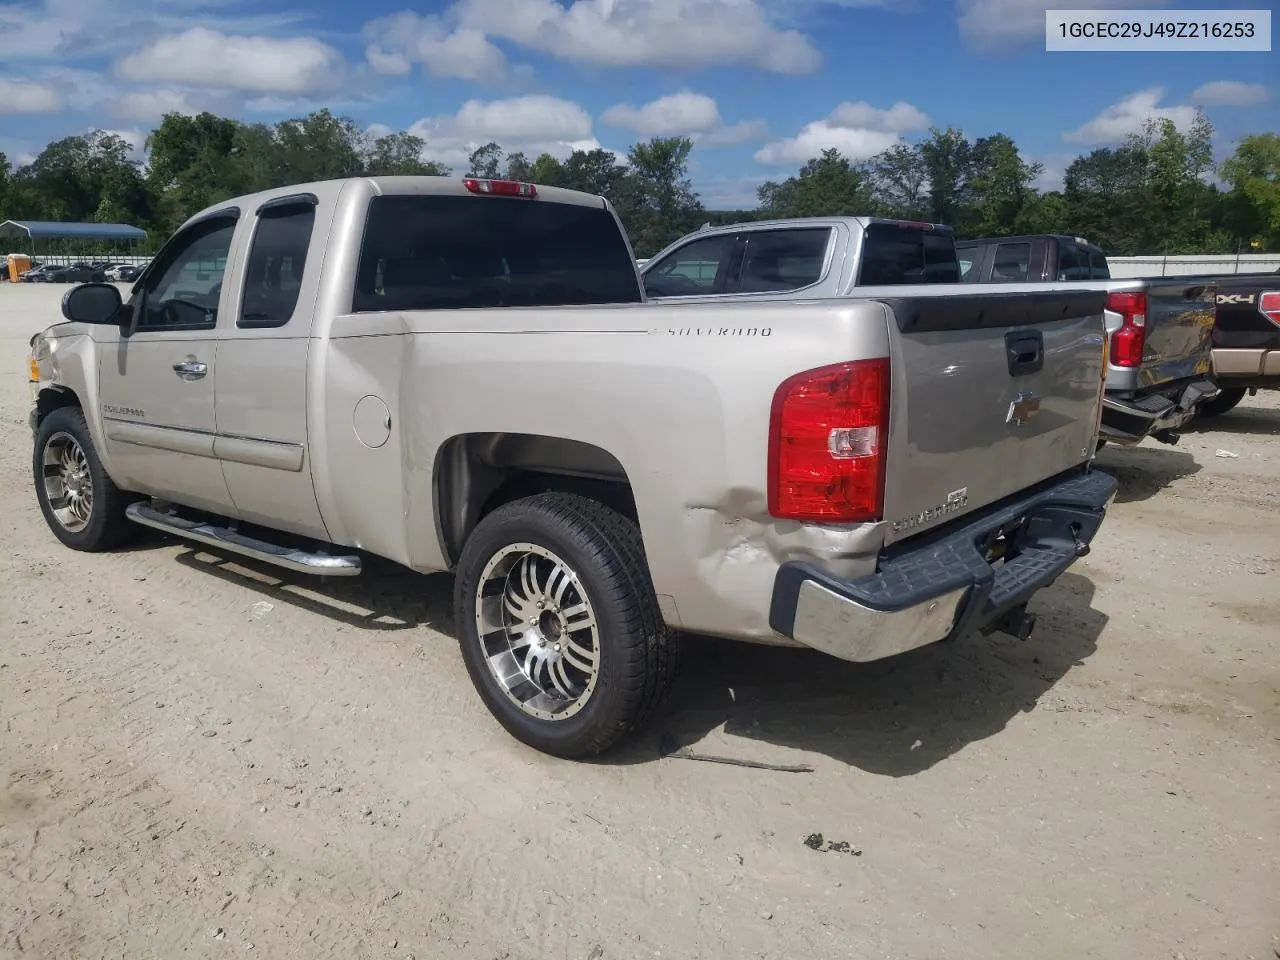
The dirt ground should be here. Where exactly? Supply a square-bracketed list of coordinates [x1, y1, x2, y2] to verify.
[1, 282, 1277, 960]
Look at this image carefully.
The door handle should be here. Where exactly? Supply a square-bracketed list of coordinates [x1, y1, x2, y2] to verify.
[1004, 330, 1044, 377]
[173, 360, 208, 380]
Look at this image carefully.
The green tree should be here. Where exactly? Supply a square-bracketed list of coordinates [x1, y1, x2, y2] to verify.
[273, 109, 365, 184]
[1063, 145, 1152, 255]
[871, 143, 928, 219]
[919, 127, 973, 227]
[1219, 132, 1280, 251]
[146, 112, 244, 230]
[757, 148, 874, 218]
[965, 133, 1042, 236]
[625, 137, 703, 255]
[467, 142, 504, 178]
[364, 132, 448, 176]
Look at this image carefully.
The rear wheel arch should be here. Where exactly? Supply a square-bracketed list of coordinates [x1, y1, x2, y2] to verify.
[433, 432, 641, 568]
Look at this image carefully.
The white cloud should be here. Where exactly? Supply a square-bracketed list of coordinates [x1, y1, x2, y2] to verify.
[450, 0, 822, 74]
[1063, 87, 1198, 145]
[827, 100, 930, 134]
[363, 12, 511, 82]
[408, 95, 600, 169]
[1190, 80, 1269, 108]
[603, 91, 721, 137]
[0, 0, 309, 63]
[700, 120, 771, 147]
[108, 88, 241, 122]
[956, 0, 1163, 51]
[0, 77, 63, 114]
[600, 90, 768, 147]
[754, 98, 929, 166]
[755, 123, 900, 165]
[115, 27, 348, 96]
[697, 174, 771, 209]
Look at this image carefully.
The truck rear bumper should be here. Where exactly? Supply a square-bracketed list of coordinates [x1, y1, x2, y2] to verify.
[768, 469, 1118, 663]
[1211, 348, 1280, 389]
[1099, 377, 1216, 444]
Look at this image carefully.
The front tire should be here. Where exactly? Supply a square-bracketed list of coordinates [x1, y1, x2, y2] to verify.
[453, 492, 679, 759]
[34, 406, 136, 551]
[1197, 387, 1246, 418]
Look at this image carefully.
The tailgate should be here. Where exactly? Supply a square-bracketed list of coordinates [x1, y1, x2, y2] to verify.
[1129, 278, 1216, 388]
[877, 289, 1107, 546]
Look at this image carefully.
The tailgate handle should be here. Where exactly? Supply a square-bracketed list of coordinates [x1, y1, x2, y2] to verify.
[1005, 330, 1044, 376]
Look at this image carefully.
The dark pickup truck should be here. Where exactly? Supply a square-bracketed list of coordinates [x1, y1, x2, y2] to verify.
[957, 234, 1110, 283]
[955, 234, 1217, 447]
[1199, 271, 1280, 416]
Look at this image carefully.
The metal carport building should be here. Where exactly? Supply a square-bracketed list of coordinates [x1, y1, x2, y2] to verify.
[1, 219, 149, 266]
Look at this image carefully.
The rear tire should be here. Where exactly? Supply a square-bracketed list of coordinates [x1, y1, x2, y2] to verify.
[1197, 387, 1246, 418]
[453, 492, 679, 759]
[34, 406, 136, 551]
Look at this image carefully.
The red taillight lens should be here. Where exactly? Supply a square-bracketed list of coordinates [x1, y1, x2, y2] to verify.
[768, 358, 890, 523]
[1259, 291, 1280, 328]
[1106, 290, 1147, 368]
[462, 177, 537, 198]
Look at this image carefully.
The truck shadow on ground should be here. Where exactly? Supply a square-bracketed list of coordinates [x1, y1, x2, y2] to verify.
[1094, 446, 1201, 503]
[149, 532, 1106, 778]
[642, 571, 1108, 777]
[154, 529, 1105, 778]
[1180, 404, 1280, 437]
[170, 544, 454, 632]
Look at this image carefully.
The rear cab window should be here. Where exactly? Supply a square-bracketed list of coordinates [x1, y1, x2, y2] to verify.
[991, 242, 1032, 281]
[856, 222, 960, 286]
[352, 194, 641, 312]
[1057, 242, 1090, 280]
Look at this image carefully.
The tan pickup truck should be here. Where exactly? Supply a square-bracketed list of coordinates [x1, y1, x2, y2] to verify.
[28, 175, 1118, 757]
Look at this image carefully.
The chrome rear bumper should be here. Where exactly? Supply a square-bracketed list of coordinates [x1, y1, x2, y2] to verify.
[769, 469, 1118, 663]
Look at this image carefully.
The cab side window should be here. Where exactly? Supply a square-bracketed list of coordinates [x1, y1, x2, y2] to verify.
[726, 228, 831, 294]
[642, 234, 735, 298]
[239, 201, 316, 328]
[137, 215, 237, 331]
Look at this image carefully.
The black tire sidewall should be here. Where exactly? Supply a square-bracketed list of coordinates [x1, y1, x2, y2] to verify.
[1199, 387, 1246, 417]
[454, 499, 650, 757]
[34, 407, 120, 551]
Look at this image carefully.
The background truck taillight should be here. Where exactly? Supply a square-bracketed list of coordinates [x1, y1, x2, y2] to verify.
[1107, 291, 1147, 367]
[768, 359, 890, 523]
[1260, 291, 1280, 328]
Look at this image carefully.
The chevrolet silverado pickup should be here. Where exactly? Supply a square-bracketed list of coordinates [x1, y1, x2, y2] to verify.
[1198, 272, 1280, 416]
[954, 234, 1218, 447]
[638, 216, 960, 300]
[28, 175, 1117, 758]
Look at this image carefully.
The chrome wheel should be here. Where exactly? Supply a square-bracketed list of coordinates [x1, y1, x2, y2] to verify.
[474, 542, 601, 721]
[42, 432, 94, 533]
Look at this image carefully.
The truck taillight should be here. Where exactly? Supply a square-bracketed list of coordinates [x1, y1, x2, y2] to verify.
[1107, 291, 1147, 367]
[768, 359, 890, 523]
[462, 177, 537, 198]
[1260, 291, 1280, 328]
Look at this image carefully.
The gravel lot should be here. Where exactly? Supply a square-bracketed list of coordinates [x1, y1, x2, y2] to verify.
[2, 281, 1277, 960]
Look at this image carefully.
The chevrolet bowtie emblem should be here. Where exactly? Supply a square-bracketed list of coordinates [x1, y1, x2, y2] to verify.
[1006, 391, 1041, 426]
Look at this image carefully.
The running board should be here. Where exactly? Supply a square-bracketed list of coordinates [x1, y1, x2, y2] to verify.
[126, 501, 362, 577]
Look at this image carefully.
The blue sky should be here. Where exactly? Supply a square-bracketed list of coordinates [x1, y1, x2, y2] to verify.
[0, 0, 1275, 208]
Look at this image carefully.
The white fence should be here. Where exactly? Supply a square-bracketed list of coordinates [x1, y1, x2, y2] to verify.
[1106, 254, 1280, 278]
[635, 254, 1280, 277]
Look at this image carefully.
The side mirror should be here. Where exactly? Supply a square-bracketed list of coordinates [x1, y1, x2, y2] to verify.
[61, 283, 123, 325]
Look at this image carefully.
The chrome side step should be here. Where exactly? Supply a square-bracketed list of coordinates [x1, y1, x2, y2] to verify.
[126, 501, 362, 577]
